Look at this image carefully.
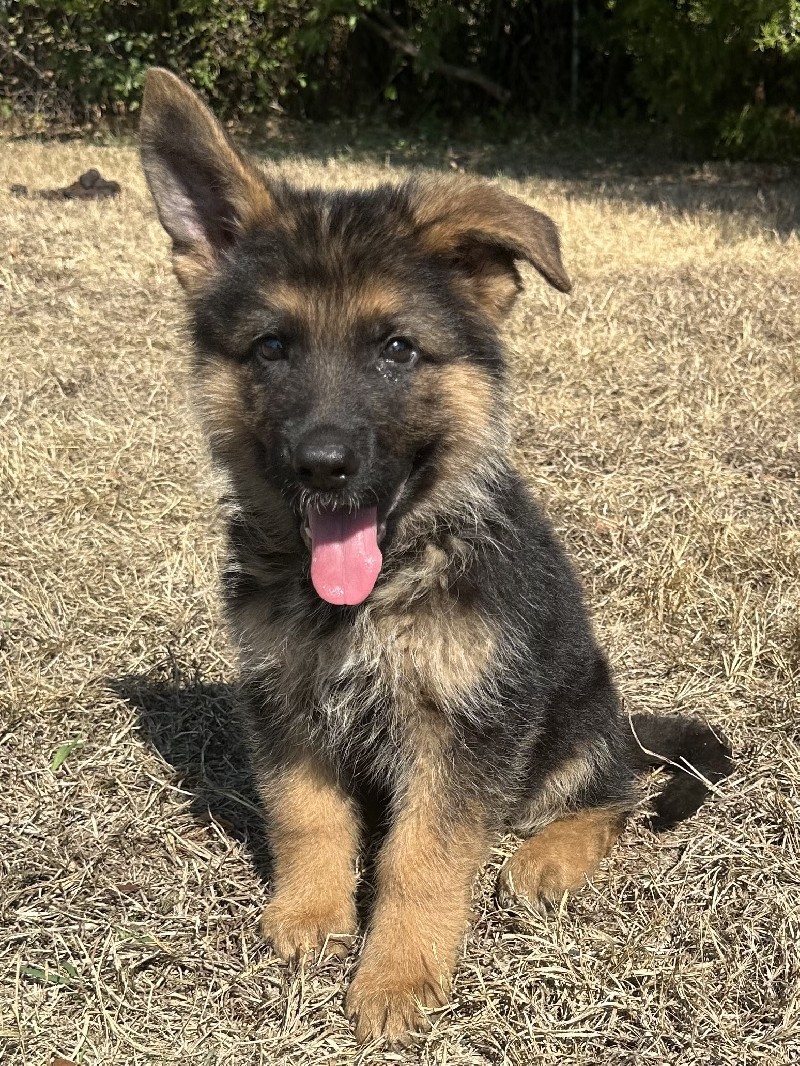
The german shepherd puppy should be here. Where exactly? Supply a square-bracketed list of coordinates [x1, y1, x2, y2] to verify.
[140, 70, 732, 1044]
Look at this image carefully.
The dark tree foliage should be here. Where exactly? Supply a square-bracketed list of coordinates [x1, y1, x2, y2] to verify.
[1, 0, 799, 159]
[606, 0, 800, 159]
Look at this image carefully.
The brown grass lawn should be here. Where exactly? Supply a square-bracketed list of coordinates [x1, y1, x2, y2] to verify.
[1, 135, 799, 1066]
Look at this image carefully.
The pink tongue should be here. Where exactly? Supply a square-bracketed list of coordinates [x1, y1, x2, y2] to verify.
[308, 505, 382, 606]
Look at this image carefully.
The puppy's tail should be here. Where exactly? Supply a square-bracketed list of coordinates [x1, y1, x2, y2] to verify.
[627, 713, 733, 831]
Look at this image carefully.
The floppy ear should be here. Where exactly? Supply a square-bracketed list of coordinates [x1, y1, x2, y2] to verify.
[412, 178, 572, 320]
[139, 68, 273, 291]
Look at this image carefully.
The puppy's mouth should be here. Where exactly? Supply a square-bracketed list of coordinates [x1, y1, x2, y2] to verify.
[300, 475, 409, 607]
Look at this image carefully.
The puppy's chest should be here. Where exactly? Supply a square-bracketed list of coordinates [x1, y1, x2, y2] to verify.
[250, 590, 497, 759]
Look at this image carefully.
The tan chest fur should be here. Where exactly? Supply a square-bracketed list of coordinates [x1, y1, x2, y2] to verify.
[361, 545, 496, 712]
[232, 542, 498, 736]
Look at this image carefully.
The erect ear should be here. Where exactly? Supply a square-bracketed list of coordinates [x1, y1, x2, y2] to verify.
[139, 68, 273, 292]
[411, 178, 572, 321]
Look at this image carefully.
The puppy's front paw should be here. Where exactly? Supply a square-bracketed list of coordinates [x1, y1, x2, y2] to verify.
[261, 894, 357, 961]
[345, 959, 449, 1045]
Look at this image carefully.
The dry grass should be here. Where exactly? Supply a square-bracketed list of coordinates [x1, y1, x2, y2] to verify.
[1, 136, 798, 1066]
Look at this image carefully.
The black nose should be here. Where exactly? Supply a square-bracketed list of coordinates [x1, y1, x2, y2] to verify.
[292, 428, 360, 491]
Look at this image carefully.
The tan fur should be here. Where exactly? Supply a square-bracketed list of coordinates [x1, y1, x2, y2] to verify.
[255, 277, 400, 331]
[255, 280, 316, 323]
[140, 69, 274, 295]
[255, 274, 451, 355]
[409, 176, 572, 302]
[173, 249, 217, 294]
[499, 807, 625, 907]
[437, 362, 505, 472]
[366, 544, 497, 708]
[453, 254, 520, 321]
[192, 360, 273, 513]
[192, 360, 249, 451]
[412, 179, 511, 248]
[346, 765, 491, 1044]
[400, 362, 509, 543]
[348, 279, 406, 323]
[258, 755, 361, 959]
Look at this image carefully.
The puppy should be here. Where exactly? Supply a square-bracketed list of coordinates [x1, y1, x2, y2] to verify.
[139, 69, 732, 1044]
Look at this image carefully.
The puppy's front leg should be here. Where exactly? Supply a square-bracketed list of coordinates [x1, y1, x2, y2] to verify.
[346, 772, 490, 1044]
[259, 755, 361, 960]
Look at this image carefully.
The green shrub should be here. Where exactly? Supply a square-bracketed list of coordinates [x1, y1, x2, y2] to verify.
[2, 0, 800, 160]
[607, 0, 800, 159]
[0, 0, 318, 118]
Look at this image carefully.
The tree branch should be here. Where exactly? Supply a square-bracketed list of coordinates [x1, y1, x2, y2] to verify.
[360, 11, 511, 104]
[0, 28, 52, 82]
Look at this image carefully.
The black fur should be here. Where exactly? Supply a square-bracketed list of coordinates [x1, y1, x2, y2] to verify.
[628, 714, 734, 830]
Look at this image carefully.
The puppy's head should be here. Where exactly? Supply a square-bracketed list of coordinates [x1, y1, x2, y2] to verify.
[140, 69, 571, 606]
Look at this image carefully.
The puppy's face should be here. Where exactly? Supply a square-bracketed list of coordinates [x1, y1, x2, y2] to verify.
[140, 70, 571, 605]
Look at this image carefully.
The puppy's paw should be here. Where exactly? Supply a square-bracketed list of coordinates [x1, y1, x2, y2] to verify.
[498, 811, 619, 908]
[261, 895, 357, 961]
[496, 847, 570, 909]
[346, 960, 449, 1045]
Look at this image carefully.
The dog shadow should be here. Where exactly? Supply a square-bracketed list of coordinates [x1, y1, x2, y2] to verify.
[109, 672, 273, 883]
[110, 671, 389, 910]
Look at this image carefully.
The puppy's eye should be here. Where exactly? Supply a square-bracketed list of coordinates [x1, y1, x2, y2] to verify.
[382, 337, 419, 366]
[252, 335, 286, 362]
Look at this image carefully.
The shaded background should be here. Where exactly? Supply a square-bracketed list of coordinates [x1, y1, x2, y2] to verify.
[2, 0, 800, 160]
